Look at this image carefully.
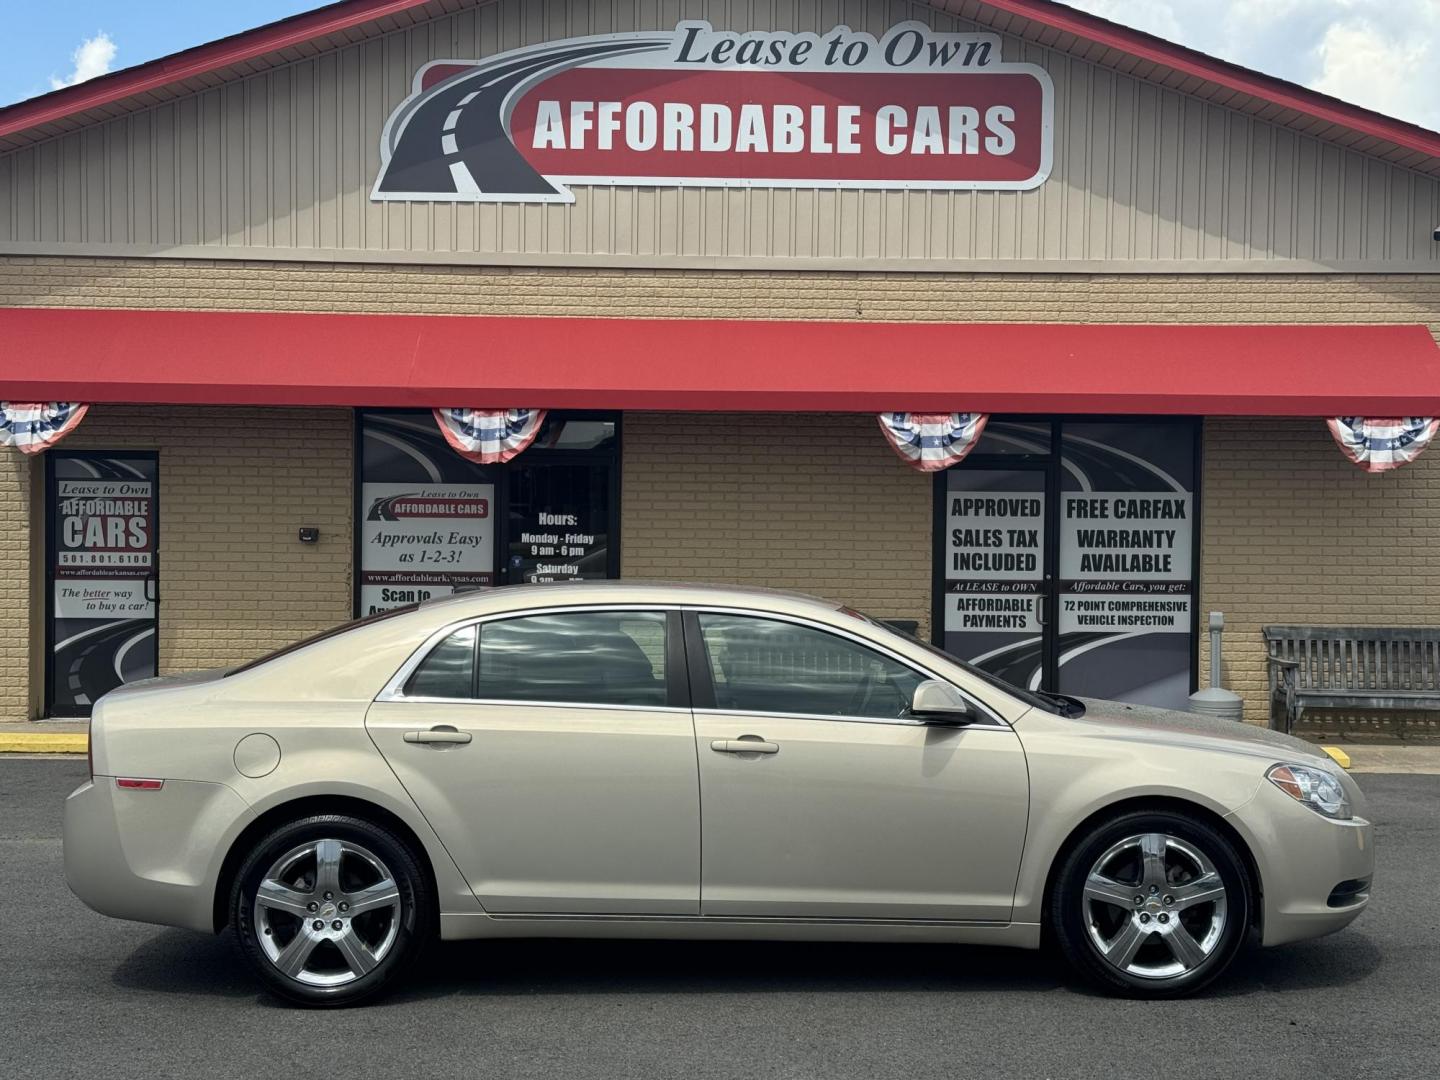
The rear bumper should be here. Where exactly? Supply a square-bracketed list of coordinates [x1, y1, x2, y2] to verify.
[64, 777, 254, 933]
[1227, 782, 1374, 947]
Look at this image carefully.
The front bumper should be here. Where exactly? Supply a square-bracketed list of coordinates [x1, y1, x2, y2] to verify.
[1227, 780, 1374, 947]
[64, 777, 255, 933]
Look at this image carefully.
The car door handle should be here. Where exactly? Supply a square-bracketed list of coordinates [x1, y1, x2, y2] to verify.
[710, 738, 779, 755]
[403, 728, 472, 745]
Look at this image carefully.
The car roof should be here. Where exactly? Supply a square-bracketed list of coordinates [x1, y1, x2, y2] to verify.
[419, 580, 844, 618]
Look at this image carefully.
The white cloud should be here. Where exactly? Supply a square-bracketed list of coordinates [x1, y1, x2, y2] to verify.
[1064, 0, 1187, 44]
[1064, 0, 1440, 131]
[49, 32, 117, 91]
[1311, 19, 1436, 130]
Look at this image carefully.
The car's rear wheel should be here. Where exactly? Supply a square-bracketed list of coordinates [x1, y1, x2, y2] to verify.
[230, 814, 433, 1006]
[1050, 809, 1252, 998]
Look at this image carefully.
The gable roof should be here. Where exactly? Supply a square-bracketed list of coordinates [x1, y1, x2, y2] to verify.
[2, 0, 1439, 176]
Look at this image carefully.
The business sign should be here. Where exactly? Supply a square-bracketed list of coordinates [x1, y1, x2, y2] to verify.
[372, 21, 1053, 204]
[360, 483, 496, 614]
[1058, 493, 1193, 636]
[53, 479, 156, 619]
[943, 469, 1047, 687]
[47, 455, 159, 716]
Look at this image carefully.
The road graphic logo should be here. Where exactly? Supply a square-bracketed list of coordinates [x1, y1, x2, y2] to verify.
[371, 21, 1054, 204]
[365, 493, 490, 522]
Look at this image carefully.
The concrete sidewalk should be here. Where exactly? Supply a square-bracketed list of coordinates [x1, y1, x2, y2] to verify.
[3, 719, 1439, 772]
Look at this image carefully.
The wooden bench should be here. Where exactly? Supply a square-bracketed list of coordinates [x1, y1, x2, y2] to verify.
[1263, 626, 1440, 732]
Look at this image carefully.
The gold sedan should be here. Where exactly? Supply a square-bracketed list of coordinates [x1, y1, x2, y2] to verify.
[64, 583, 1372, 1006]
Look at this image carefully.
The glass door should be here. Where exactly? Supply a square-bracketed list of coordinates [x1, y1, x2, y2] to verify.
[356, 411, 620, 615]
[46, 451, 159, 717]
[1054, 421, 1197, 707]
[503, 415, 619, 584]
[935, 419, 1199, 710]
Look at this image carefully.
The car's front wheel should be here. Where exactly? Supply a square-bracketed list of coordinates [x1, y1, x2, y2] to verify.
[230, 814, 433, 1006]
[1050, 809, 1252, 998]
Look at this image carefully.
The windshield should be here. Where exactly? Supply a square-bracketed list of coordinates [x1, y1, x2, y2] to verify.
[226, 604, 420, 676]
[843, 608, 1085, 717]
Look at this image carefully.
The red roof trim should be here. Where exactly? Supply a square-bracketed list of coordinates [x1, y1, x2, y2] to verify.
[3, 308, 1438, 415]
[1, 0, 1437, 160]
[0, 0, 434, 142]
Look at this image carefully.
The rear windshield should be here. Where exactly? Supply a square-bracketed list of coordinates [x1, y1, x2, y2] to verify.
[226, 604, 420, 676]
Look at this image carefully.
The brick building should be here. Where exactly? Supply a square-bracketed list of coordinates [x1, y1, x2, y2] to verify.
[2, 0, 1439, 724]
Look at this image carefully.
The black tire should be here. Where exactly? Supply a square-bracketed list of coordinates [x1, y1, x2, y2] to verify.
[230, 814, 434, 1007]
[1049, 809, 1253, 999]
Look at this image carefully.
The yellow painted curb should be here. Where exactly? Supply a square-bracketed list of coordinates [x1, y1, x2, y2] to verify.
[0, 733, 88, 754]
[1320, 746, 1352, 769]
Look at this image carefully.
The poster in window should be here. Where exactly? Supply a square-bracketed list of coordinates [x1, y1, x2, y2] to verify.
[506, 462, 610, 583]
[49, 455, 159, 713]
[360, 412, 497, 614]
[1054, 423, 1195, 708]
[942, 468, 1046, 690]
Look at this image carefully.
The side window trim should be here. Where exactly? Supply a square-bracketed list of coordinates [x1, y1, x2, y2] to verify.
[470, 619, 482, 700]
[681, 606, 1006, 728]
[664, 610, 692, 709]
[681, 610, 717, 711]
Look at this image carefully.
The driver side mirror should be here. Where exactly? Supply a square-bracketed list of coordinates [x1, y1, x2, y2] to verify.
[910, 680, 975, 725]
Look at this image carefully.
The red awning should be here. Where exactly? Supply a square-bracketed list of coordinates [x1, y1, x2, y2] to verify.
[2, 307, 1438, 415]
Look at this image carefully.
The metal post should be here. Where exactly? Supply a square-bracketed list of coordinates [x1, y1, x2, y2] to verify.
[1210, 611, 1224, 689]
[1189, 611, 1245, 720]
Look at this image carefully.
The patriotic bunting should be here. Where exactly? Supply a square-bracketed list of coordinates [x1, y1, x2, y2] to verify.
[1327, 417, 1439, 474]
[878, 413, 989, 473]
[0, 402, 89, 455]
[434, 408, 548, 464]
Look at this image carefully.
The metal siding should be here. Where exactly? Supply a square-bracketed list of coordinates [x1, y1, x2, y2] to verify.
[0, 146, 13, 243]
[2, 0, 1438, 269]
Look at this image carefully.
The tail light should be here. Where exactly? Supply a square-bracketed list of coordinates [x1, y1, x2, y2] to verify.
[115, 778, 164, 791]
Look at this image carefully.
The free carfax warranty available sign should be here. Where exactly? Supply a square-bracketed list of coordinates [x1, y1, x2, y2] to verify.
[372, 21, 1054, 203]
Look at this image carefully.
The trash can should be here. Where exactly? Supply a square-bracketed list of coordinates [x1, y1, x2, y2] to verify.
[1189, 611, 1244, 721]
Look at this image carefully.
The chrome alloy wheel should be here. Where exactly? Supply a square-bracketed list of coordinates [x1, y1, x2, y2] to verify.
[253, 838, 402, 988]
[1082, 832, 1229, 980]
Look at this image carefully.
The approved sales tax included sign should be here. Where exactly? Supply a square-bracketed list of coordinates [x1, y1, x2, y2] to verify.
[372, 21, 1054, 204]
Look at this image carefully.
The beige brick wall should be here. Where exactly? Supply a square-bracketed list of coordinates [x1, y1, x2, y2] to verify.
[621, 412, 932, 629]
[1200, 418, 1440, 723]
[3, 256, 1439, 720]
[0, 259, 1438, 338]
[0, 453, 35, 716]
[9, 406, 353, 716]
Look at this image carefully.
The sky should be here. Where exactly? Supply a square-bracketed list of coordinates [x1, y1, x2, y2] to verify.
[2, 1, 1438, 131]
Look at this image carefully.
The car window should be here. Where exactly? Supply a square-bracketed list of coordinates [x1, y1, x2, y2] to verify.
[404, 625, 477, 699]
[697, 613, 926, 720]
[843, 607, 1079, 717]
[476, 611, 668, 707]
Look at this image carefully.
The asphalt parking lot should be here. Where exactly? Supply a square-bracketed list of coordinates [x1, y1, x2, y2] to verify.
[3, 758, 1436, 1080]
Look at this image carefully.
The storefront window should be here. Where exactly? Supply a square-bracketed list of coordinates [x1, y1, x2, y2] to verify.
[965, 420, 1054, 457]
[935, 418, 1199, 710]
[356, 411, 619, 614]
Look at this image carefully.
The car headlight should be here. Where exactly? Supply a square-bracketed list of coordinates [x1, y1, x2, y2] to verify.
[1266, 763, 1352, 820]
